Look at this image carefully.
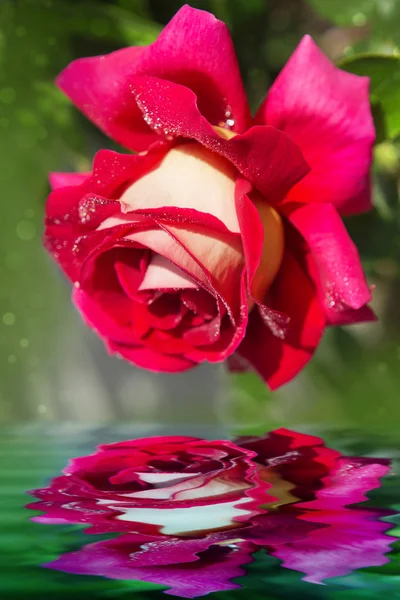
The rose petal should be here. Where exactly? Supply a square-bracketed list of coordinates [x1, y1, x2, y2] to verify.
[272, 457, 392, 583]
[235, 178, 284, 303]
[237, 428, 341, 501]
[56, 6, 251, 151]
[129, 75, 309, 203]
[44, 535, 254, 598]
[73, 287, 140, 346]
[139, 254, 198, 291]
[107, 341, 195, 373]
[119, 142, 240, 234]
[257, 35, 374, 215]
[236, 249, 325, 389]
[49, 171, 91, 190]
[285, 202, 371, 311]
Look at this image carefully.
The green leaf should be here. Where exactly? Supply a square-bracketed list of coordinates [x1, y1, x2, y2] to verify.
[339, 54, 400, 141]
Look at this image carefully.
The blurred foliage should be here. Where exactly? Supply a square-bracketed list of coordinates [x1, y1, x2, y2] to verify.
[0, 0, 399, 430]
[339, 54, 400, 141]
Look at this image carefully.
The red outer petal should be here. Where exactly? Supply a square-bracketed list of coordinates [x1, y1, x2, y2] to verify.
[106, 342, 195, 373]
[44, 147, 166, 281]
[235, 178, 263, 298]
[184, 271, 248, 364]
[73, 287, 140, 347]
[256, 35, 374, 215]
[284, 202, 371, 312]
[236, 250, 325, 390]
[325, 303, 376, 326]
[128, 76, 309, 203]
[57, 6, 251, 151]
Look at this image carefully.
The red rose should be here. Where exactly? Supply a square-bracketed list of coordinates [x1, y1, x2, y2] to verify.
[28, 430, 392, 597]
[45, 5, 375, 387]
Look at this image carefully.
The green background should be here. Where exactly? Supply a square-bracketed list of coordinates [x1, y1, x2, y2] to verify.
[1, 0, 400, 434]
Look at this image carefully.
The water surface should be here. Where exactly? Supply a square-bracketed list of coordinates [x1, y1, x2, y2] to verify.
[1, 424, 399, 600]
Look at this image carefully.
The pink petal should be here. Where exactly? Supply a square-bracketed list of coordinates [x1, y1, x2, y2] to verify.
[56, 6, 250, 151]
[236, 249, 325, 389]
[286, 202, 371, 311]
[296, 457, 391, 512]
[128, 76, 309, 203]
[49, 172, 91, 190]
[257, 35, 375, 215]
[45, 535, 254, 598]
[272, 458, 392, 583]
[272, 517, 392, 584]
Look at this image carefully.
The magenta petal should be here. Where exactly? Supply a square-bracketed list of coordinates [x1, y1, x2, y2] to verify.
[49, 172, 91, 190]
[286, 203, 371, 311]
[257, 35, 374, 215]
[45, 535, 254, 598]
[272, 516, 392, 584]
[271, 457, 393, 583]
[56, 6, 250, 151]
[296, 457, 391, 512]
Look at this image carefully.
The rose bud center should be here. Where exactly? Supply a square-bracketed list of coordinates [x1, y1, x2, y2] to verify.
[119, 139, 284, 302]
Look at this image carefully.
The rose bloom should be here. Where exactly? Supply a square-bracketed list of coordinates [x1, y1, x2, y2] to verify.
[45, 5, 375, 387]
[27, 430, 392, 597]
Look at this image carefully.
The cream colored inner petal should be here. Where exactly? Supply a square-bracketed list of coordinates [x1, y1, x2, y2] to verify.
[138, 254, 198, 291]
[251, 196, 285, 302]
[118, 143, 240, 234]
[125, 475, 248, 502]
[105, 496, 253, 534]
[173, 478, 249, 501]
[137, 472, 199, 484]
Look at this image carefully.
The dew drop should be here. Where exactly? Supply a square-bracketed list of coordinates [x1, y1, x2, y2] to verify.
[258, 305, 289, 339]
[222, 105, 235, 129]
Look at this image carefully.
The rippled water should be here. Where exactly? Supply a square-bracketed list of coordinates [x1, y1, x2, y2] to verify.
[1, 424, 399, 600]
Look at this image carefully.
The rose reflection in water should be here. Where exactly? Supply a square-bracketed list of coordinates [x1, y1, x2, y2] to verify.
[26, 429, 394, 598]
